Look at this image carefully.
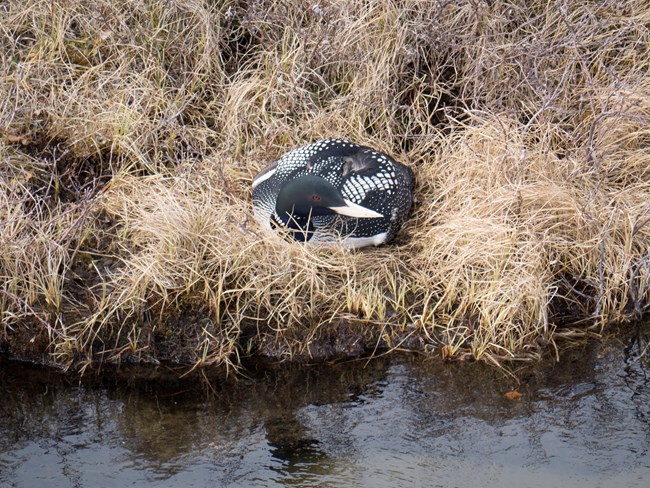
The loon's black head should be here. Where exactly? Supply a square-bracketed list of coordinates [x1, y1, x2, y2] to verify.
[274, 174, 382, 242]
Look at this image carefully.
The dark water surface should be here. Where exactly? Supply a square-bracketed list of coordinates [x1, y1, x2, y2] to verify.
[1, 323, 649, 488]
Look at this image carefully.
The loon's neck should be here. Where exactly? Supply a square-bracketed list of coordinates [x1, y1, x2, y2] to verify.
[273, 209, 316, 242]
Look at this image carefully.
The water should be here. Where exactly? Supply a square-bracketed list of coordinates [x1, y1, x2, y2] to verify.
[1, 323, 649, 487]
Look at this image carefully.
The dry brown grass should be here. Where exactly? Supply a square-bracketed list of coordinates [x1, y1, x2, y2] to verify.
[1, 0, 649, 370]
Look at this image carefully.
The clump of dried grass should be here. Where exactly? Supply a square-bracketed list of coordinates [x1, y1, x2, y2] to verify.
[1, 0, 649, 369]
[411, 113, 650, 361]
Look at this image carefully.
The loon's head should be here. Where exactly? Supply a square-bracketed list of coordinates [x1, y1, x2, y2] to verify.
[274, 174, 382, 241]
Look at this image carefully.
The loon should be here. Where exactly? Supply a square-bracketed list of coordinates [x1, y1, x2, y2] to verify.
[252, 139, 414, 248]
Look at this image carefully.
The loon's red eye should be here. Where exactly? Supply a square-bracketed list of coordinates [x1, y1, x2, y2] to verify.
[311, 194, 321, 201]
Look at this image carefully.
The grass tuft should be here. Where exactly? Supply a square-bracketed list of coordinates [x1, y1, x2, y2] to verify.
[1, 0, 649, 369]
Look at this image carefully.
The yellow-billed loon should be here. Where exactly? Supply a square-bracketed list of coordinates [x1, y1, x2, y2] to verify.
[252, 139, 414, 248]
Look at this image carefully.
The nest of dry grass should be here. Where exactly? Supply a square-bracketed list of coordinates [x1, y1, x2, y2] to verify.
[1, 0, 649, 370]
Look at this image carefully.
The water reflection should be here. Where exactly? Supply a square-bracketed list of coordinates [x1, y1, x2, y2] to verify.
[1, 322, 649, 487]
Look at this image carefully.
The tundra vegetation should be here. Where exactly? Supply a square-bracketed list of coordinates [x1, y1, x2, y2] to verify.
[1, 0, 648, 371]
